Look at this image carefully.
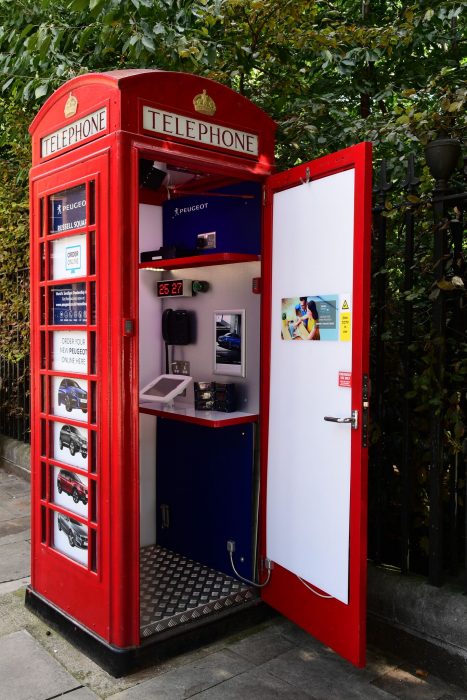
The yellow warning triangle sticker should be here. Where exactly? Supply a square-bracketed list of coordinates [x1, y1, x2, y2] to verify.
[342, 299, 349, 310]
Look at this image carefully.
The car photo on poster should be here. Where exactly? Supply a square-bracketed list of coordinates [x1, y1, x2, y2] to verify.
[57, 513, 88, 549]
[58, 378, 88, 413]
[57, 469, 88, 505]
[214, 310, 246, 378]
[217, 331, 241, 353]
[59, 424, 88, 458]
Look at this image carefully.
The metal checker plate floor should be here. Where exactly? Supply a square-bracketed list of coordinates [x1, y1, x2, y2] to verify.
[140, 545, 255, 638]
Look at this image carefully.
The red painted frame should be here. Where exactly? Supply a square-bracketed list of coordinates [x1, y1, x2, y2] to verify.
[139, 404, 258, 428]
[139, 253, 260, 271]
[30, 148, 113, 640]
[259, 142, 373, 667]
[29, 70, 276, 650]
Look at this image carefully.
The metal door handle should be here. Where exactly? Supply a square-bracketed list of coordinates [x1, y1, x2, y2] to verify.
[324, 410, 358, 430]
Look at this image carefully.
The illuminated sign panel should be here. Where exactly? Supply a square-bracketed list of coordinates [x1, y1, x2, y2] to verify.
[41, 108, 107, 158]
[142, 106, 259, 157]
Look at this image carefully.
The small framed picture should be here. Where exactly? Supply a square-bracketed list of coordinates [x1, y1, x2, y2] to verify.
[214, 310, 245, 377]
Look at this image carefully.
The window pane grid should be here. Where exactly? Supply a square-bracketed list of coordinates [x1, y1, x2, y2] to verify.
[36, 176, 99, 572]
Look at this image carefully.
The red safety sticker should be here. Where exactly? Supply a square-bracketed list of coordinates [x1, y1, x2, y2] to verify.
[339, 371, 352, 388]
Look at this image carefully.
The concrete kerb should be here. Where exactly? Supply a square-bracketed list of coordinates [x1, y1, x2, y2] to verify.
[367, 565, 467, 688]
[368, 565, 467, 654]
[0, 435, 31, 481]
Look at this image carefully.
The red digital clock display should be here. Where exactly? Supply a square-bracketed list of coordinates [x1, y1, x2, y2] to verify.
[156, 280, 185, 297]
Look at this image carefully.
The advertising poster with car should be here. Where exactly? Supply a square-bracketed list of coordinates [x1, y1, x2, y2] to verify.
[50, 234, 87, 281]
[52, 331, 88, 375]
[52, 376, 88, 418]
[53, 421, 88, 470]
[53, 511, 88, 566]
[53, 466, 88, 519]
[214, 309, 245, 377]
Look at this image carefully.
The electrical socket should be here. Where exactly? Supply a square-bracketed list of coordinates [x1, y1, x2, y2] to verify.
[171, 361, 190, 376]
[197, 231, 216, 250]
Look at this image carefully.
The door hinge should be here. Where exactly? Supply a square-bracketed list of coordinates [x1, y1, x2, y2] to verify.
[262, 186, 267, 205]
[362, 374, 370, 448]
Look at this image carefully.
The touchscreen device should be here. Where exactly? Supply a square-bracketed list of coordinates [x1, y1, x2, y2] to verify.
[139, 374, 192, 404]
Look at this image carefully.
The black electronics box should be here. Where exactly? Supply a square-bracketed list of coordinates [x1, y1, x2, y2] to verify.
[140, 245, 196, 263]
[194, 382, 236, 412]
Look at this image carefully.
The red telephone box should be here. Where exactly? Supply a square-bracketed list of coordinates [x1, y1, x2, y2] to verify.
[27, 69, 372, 675]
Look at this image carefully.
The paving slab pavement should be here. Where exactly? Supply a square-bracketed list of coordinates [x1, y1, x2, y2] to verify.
[1, 468, 467, 700]
[65, 690, 101, 699]
[0, 629, 81, 700]
[0, 469, 30, 593]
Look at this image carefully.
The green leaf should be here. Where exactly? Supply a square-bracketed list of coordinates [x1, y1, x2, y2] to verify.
[69, 0, 90, 10]
[34, 83, 49, 99]
[1, 78, 14, 93]
[89, 0, 105, 11]
[39, 36, 52, 61]
[79, 26, 95, 51]
[19, 24, 35, 41]
[141, 35, 155, 52]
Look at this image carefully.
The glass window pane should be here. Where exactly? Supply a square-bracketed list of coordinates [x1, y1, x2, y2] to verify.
[52, 465, 88, 519]
[50, 376, 88, 418]
[50, 234, 87, 281]
[53, 510, 88, 566]
[48, 184, 87, 234]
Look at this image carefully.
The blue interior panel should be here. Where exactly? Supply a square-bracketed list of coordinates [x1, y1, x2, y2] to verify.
[156, 419, 255, 579]
[162, 181, 262, 255]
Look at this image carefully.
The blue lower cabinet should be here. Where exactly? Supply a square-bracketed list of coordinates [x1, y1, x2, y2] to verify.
[156, 419, 255, 580]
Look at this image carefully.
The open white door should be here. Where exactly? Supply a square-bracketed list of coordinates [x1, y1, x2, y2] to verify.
[260, 142, 372, 666]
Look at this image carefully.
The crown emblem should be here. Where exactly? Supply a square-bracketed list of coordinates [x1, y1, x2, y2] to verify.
[193, 90, 216, 116]
[64, 93, 78, 118]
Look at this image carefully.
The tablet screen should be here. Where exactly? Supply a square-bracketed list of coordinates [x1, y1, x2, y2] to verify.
[145, 377, 186, 398]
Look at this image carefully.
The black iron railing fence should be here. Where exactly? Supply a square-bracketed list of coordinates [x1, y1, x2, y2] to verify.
[370, 143, 467, 588]
[0, 267, 30, 444]
[0, 144, 465, 588]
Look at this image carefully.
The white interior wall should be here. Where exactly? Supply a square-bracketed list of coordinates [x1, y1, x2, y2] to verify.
[139, 204, 162, 546]
[157, 262, 261, 413]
